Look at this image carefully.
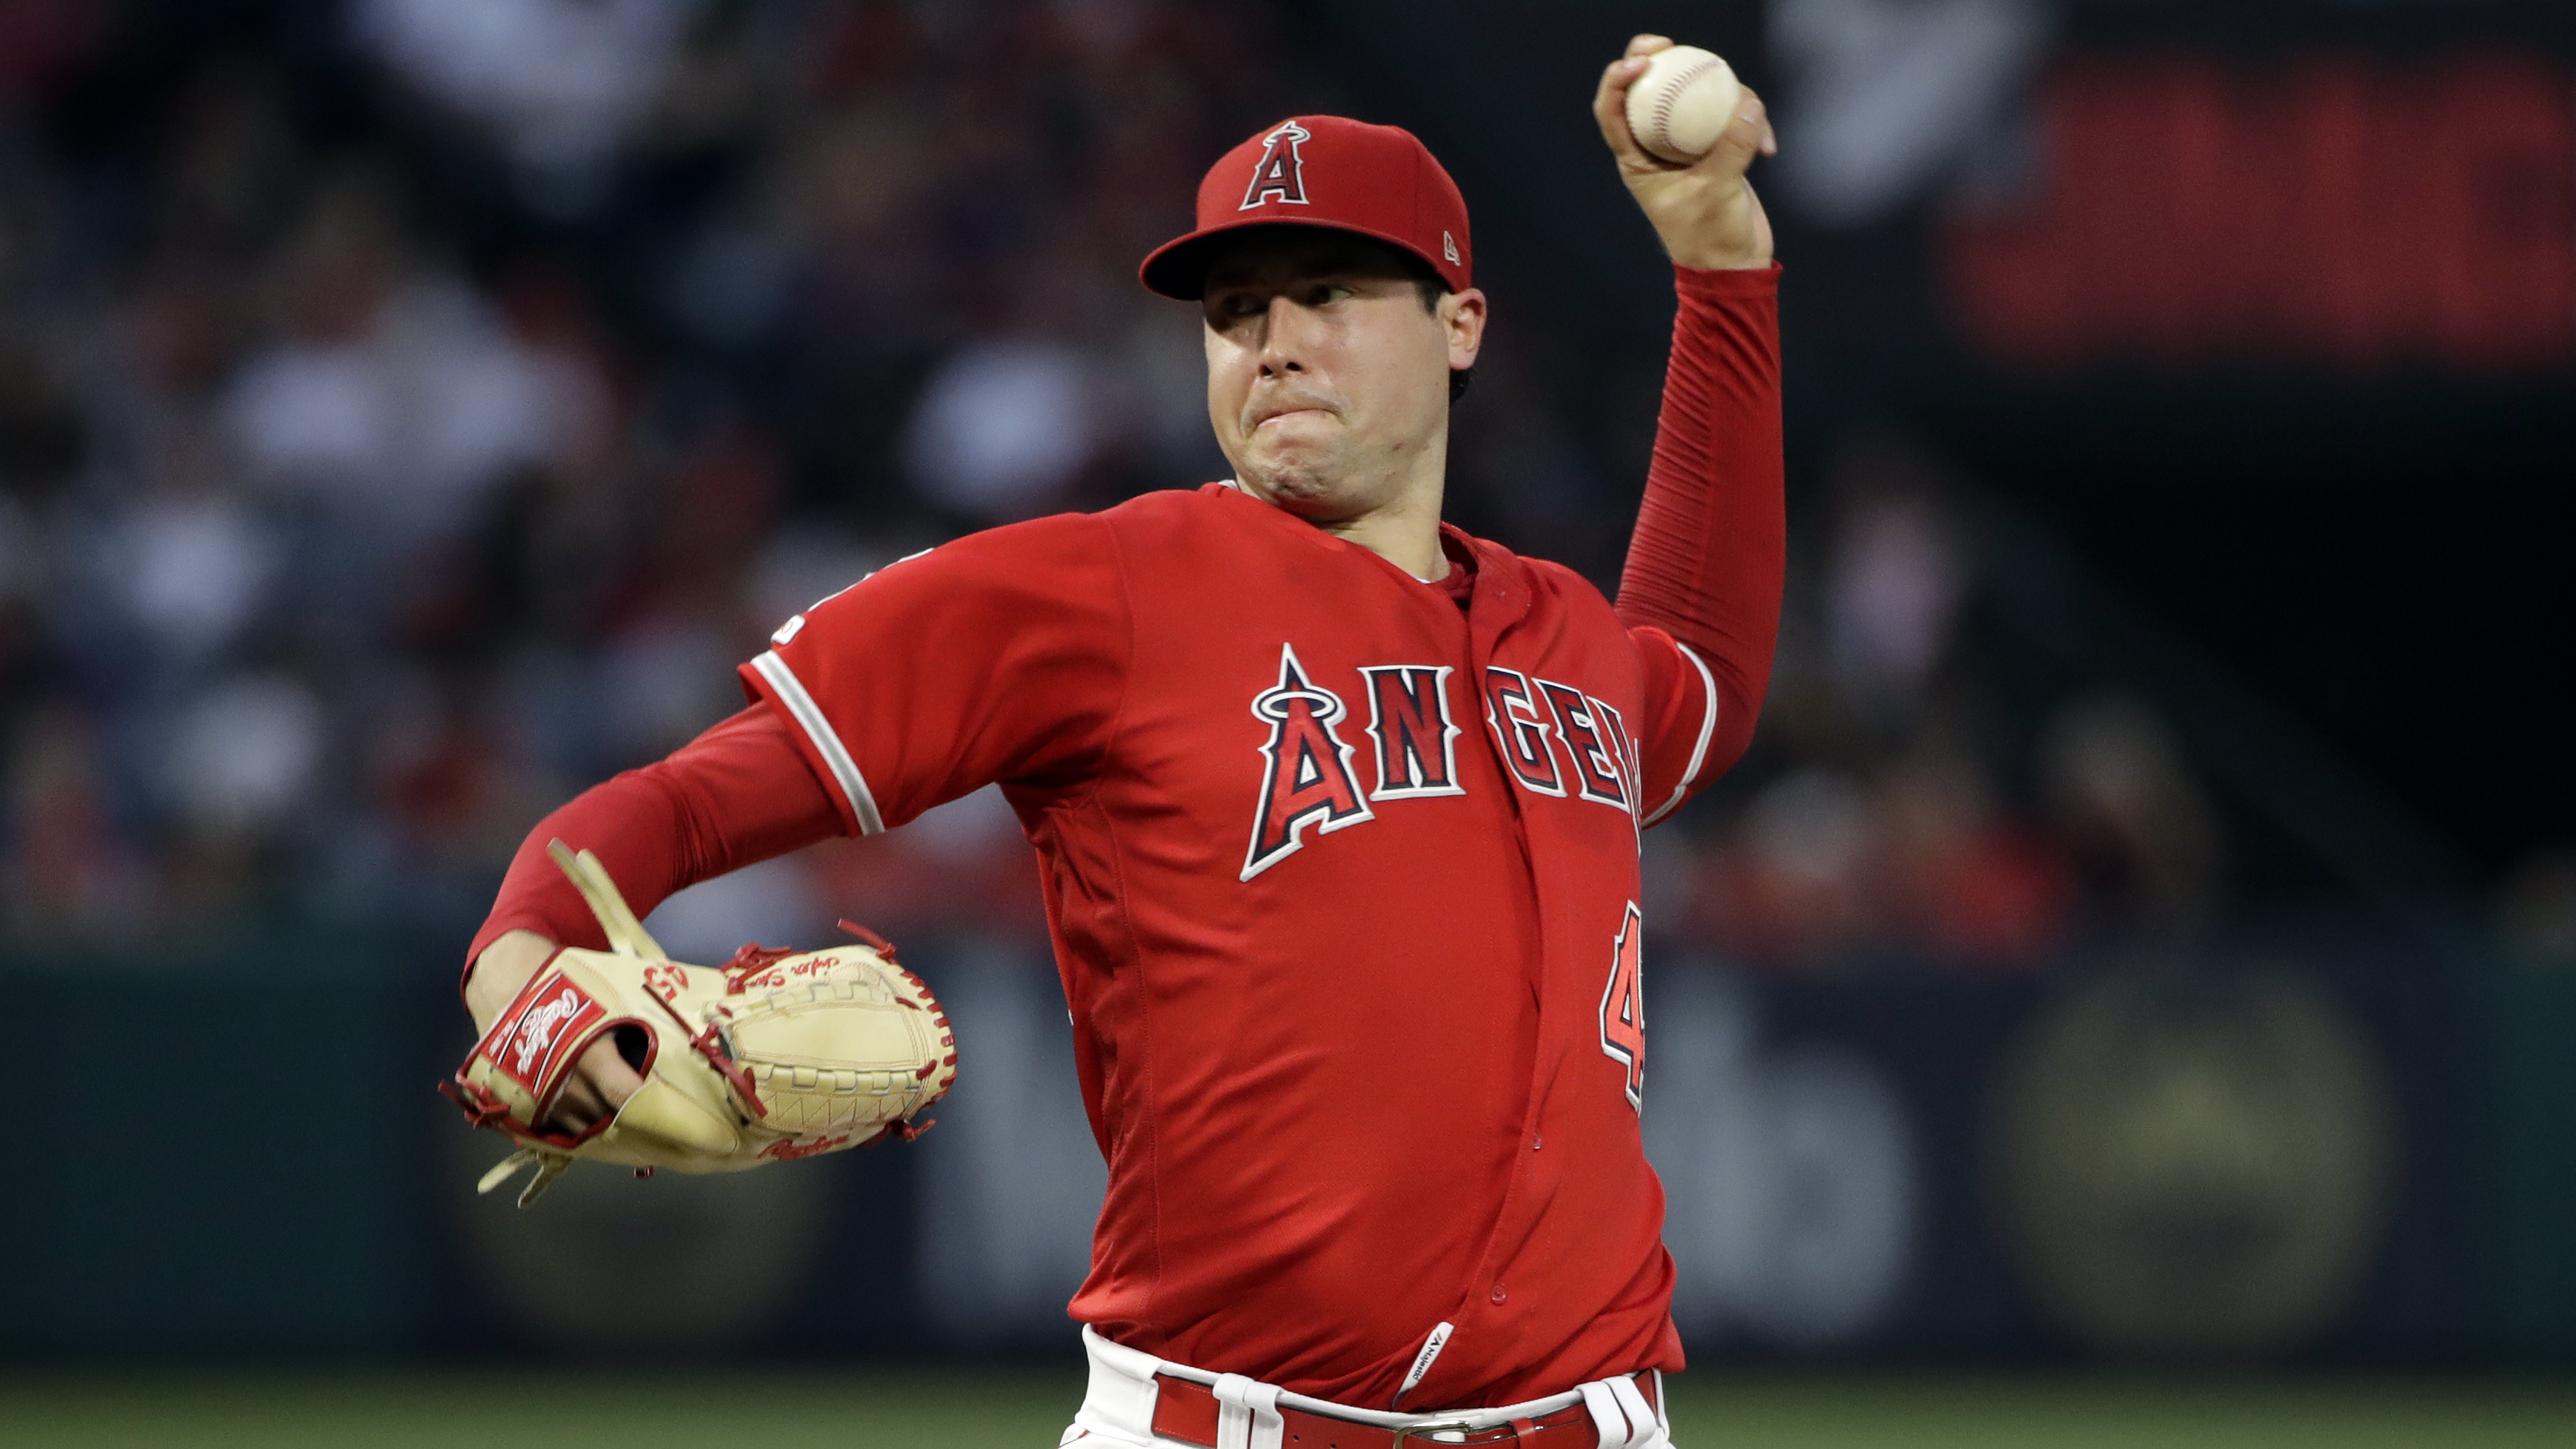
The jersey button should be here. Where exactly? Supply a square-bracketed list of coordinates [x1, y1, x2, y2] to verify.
[1490, 1283, 1507, 1304]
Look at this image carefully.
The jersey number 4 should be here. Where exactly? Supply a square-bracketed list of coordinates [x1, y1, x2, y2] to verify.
[1599, 902, 1645, 1111]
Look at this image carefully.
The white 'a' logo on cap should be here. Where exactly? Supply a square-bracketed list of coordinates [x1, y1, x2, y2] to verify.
[1240, 120, 1313, 210]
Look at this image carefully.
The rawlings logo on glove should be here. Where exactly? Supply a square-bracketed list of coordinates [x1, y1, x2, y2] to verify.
[441, 842, 957, 1206]
[502, 983, 601, 1085]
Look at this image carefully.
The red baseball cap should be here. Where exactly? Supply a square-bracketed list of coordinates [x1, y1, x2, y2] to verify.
[1139, 115, 1473, 300]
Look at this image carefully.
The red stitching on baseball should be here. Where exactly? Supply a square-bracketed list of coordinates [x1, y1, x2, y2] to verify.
[1647, 55, 1721, 157]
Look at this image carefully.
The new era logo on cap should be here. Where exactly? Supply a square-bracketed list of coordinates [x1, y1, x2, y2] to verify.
[1141, 115, 1473, 299]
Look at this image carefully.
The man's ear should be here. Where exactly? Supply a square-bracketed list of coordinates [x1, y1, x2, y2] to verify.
[1440, 288, 1488, 372]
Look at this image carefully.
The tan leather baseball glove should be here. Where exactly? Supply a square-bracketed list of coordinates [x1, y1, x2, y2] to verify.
[442, 841, 956, 1207]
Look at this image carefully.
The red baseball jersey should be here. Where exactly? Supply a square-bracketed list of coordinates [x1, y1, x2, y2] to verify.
[739, 483, 1730, 1408]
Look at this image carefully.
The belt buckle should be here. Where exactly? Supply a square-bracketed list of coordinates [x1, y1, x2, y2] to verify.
[1390, 1421, 1477, 1447]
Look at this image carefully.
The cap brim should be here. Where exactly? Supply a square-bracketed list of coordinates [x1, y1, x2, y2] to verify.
[1138, 217, 1454, 300]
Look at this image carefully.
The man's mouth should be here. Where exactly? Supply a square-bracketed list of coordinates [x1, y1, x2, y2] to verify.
[1251, 405, 1333, 431]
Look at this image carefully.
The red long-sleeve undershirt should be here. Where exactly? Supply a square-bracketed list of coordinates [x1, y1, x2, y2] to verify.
[465, 262, 1784, 980]
[1613, 262, 1786, 788]
[464, 703, 837, 976]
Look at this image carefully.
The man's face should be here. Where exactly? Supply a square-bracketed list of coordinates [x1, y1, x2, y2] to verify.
[1200, 229, 1484, 525]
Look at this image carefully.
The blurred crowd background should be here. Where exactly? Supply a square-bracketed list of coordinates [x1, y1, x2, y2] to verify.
[0, 0, 1295, 950]
[2, 0, 2572, 1375]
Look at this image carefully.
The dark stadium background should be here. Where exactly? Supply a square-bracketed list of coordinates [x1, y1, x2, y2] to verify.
[1, 2, 2569, 1444]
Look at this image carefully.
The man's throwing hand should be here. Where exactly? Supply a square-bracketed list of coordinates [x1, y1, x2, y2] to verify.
[1595, 35, 1777, 272]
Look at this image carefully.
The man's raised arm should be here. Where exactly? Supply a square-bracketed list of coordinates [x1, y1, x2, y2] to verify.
[1593, 35, 1787, 822]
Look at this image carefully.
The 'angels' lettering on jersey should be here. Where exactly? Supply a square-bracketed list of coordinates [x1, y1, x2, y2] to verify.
[1484, 666, 1642, 816]
[1538, 680, 1630, 813]
[1248, 652, 1643, 877]
[1484, 667, 1565, 797]
[1592, 696, 1642, 810]
[1242, 644, 1373, 880]
[1360, 664, 1463, 800]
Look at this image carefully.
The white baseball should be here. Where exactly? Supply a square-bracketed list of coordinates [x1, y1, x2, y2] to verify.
[1623, 45, 1744, 165]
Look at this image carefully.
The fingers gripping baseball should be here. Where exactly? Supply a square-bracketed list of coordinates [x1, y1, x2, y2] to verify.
[1595, 35, 1776, 271]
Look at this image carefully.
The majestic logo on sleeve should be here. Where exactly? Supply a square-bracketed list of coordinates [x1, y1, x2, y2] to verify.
[770, 547, 933, 649]
[1240, 120, 1313, 209]
[1360, 665, 1463, 800]
[1243, 644, 1373, 879]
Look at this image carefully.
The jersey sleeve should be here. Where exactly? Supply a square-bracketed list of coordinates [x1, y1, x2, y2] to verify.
[462, 703, 842, 982]
[1625, 623, 1727, 826]
[739, 511, 1131, 836]
[1616, 262, 1785, 826]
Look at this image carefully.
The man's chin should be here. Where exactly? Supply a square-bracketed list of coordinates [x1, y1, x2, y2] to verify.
[1240, 463, 1361, 520]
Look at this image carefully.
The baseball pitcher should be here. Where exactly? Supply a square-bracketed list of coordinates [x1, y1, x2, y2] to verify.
[453, 35, 1781, 1449]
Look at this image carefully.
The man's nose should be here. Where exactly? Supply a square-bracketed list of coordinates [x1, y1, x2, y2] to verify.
[1258, 294, 1311, 375]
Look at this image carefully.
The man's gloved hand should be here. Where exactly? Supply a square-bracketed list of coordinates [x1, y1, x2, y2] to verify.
[442, 842, 956, 1207]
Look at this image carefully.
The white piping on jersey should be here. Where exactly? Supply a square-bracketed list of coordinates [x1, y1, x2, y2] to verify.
[750, 649, 886, 836]
[1641, 639, 1720, 827]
